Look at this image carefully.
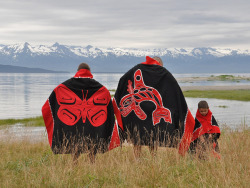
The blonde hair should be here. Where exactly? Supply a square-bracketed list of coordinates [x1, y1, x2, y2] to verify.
[152, 56, 163, 66]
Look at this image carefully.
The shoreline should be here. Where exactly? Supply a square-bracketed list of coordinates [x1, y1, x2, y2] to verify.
[176, 75, 250, 82]
[181, 85, 250, 91]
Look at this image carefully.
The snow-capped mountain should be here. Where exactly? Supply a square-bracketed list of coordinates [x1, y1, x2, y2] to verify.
[0, 42, 249, 73]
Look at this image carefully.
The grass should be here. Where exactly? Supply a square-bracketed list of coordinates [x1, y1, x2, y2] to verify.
[209, 75, 250, 81]
[0, 127, 249, 187]
[0, 116, 44, 127]
[216, 105, 229, 108]
[183, 90, 250, 101]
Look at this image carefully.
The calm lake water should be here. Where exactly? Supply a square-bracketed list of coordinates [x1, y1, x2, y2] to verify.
[0, 73, 250, 129]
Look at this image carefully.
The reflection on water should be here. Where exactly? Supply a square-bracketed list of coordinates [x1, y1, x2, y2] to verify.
[0, 73, 249, 127]
[0, 73, 124, 119]
[0, 123, 46, 142]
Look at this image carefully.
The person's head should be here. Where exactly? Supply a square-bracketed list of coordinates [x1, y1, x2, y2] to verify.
[198, 100, 209, 116]
[152, 56, 163, 66]
[77, 63, 90, 71]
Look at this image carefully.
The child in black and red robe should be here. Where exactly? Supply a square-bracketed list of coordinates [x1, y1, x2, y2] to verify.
[190, 100, 221, 159]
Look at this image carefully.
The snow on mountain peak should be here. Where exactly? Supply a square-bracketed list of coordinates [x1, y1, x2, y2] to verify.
[0, 43, 250, 58]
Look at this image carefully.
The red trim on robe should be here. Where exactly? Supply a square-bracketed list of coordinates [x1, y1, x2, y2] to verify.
[74, 69, 93, 78]
[112, 98, 124, 130]
[109, 122, 121, 150]
[42, 99, 54, 147]
[141, 56, 161, 66]
[178, 109, 195, 155]
[212, 142, 221, 159]
[192, 109, 221, 142]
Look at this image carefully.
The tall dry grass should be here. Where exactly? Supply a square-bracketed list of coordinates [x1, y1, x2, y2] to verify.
[0, 127, 249, 187]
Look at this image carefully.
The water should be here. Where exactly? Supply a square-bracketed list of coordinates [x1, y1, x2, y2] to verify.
[186, 98, 250, 129]
[0, 73, 249, 128]
[0, 73, 122, 119]
[0, 123, 46, 142]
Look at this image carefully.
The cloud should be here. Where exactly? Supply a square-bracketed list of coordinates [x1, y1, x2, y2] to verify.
[0, 0, 249, 49]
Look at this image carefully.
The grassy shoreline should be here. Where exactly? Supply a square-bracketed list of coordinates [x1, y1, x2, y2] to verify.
[0, 128, 249, 187]
[0, 116, 44, 127]
[176, 74, 250, 82]
[183, 89, 250, 101]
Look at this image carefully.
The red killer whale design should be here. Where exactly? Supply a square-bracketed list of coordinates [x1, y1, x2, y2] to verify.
[55, 85, 110, 127]
[120, 69, 172, 125]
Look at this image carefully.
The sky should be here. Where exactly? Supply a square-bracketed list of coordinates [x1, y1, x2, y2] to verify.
[1, 0, 250, 49]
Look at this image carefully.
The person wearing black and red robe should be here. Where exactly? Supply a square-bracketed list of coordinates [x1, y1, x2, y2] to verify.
[42, 63, 120, 163]
[113, 56, 195, 157]
[189, 100, 221, 159]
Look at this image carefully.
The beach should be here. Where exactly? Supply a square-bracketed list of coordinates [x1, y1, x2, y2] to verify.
[181, 85, 250, 91]
[176, 76, 250, 91]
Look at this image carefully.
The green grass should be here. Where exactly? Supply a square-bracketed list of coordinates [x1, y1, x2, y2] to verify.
[0, 116, 44, 127]
[216, 105, 229, 108]
[0, 128, 249, 187]
[209, 75, 250, 81]
[183, 90, 250, 101]
[212, 74, 235, 81]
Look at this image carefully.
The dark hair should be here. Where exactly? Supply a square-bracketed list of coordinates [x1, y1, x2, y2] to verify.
[198, 100, 209, 109]
[77, 63, 90, 71]
[152, 56, 163, 66]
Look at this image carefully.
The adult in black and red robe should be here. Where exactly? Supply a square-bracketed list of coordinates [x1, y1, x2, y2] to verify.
[42, 63, 120, 162]
[113, 56, 195, 156]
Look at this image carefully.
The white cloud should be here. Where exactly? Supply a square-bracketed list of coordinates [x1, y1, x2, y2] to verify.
[0, 0, 249, 49]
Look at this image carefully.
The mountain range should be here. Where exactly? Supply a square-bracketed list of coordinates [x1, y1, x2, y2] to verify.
[0, 64, 67, 73]
[0, 42, 249, 73]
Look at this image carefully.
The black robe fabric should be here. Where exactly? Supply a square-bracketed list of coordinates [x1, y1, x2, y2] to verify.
[113, 56, 195, 155]
[42, 69, 120, 154]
